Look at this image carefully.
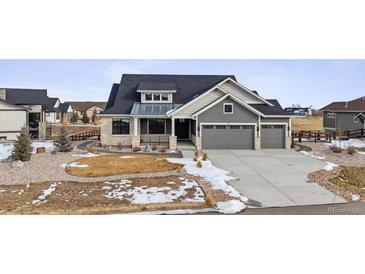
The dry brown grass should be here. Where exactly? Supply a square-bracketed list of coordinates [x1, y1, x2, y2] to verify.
[65, 155, 183, 177]
[292, 116, 323, 131]
[330, 166, 365, 199]
[0, 175, 208, 214]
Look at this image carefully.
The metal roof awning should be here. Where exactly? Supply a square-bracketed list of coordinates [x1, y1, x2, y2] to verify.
[130, 103, 182, 116]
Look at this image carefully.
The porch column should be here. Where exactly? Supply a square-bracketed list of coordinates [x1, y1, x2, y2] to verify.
[134, 117, 138, 136]
[171, 117, 175, 136]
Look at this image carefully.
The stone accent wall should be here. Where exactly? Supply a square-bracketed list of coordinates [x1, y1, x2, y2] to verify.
[287, 136, 292, 149]
[169, 136, 177, 150]
[195, 136, 202, 150]
[100, 117, 132, 146]
[131, 136, 140, 147]
[255, 137, 261, 150]
[0, 89, 6, 100]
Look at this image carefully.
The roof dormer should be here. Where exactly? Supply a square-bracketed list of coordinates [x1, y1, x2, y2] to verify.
[137, 82, 177, 103]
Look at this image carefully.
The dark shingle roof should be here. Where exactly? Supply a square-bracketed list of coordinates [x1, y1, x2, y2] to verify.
[3, 88, 49, 105]
[249, 103, 290, 116]
[130, 103, 182, 116]
[58, 102, 71, 113]
[267, 99, 282, 109]
[103, 74, 236, 114]
[137, 82, 176, 91]
[44, 97, 59, 112]
[321, 96, 365, 111]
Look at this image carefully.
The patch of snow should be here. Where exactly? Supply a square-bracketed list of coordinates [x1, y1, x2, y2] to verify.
[0, 188, 5, 193]
[166, 158, 247, 214]
[66, 162, 89, 168]
[0, 144, 14, 160]
[120, 156, 135, 159]
[216, 200, 246, 214]
[327, 139, 365, 149]
[72, 152, 99, 158]
[299, 150, 325, 160]
[104, 178, 205, 204]
[31, 141, 54, 153]
[323, 162, 338, 171]
[351, 194, 360, 201]
[357, 151, 365, 155]
[32, 182, 57, 205]
[128, 208, 216, 215]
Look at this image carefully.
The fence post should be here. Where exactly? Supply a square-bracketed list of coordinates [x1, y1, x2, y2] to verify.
[362, 128, 364, 137]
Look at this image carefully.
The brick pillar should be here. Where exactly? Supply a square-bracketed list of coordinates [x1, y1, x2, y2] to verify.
[255, 137, 261, 150]
[169, 136, 177, 151]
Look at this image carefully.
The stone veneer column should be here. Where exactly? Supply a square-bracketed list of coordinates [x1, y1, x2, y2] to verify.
[169, 136, 177, 150]
[131, 136, 140, 148]
[287, 136, 292, 149]
[255, 137, 261, 150]
[38, 122, 47, 140]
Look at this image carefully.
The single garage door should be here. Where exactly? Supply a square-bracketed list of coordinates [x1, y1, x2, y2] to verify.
[201, 124, 255, 149]
[261, 125, 286, 149]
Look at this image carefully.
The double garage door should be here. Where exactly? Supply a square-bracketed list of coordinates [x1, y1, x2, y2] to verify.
[201, 124, 286, 149]
[201, 124, 255, 149]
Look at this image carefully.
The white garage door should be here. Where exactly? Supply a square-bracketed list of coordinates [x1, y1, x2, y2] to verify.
[201, 124, 255, 149]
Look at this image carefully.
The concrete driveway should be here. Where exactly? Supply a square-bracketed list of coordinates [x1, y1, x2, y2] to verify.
[197, 149, 346, 208]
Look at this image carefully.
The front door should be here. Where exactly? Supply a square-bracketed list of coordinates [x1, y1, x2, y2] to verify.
[175, 119, 190, 140]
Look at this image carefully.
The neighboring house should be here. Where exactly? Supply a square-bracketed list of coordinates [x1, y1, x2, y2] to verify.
[100, 74, 291, 150]
[321, 96, 365, 133]
[66, 101, 106, 120]
[0, 98, 28, 141]
[284, 107, 312, 116]
[0, 88, 61, 139]
[58, 102, 73, 123]
[44, 97, 61, 123]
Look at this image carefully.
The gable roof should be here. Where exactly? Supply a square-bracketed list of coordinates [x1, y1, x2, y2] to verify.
[44, 97, 59, 112]
[58, 102, 72, 113]
[102, 74, 236, 115]
[321, 96, 365, 112]
[66, 101, 107, 112]
[2, 88, 49, 105]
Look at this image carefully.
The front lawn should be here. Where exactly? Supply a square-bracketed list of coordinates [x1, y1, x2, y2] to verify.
[65, 155, 183, 177]
[0, 175, 208, 214]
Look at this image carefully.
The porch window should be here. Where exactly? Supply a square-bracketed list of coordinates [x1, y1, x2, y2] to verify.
[112, 118, 130, 135]
[148, 118, 165, 134]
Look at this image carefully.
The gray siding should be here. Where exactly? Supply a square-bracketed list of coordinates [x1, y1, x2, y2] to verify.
[336, 112, 364, 130]
[198, 98, 259, 127]
[323, 111, 336, 129]
[261, 117, 290, 123]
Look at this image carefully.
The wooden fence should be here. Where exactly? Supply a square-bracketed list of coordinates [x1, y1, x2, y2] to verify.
[69, 129, 101, 141]
[291, 130, 335, 143]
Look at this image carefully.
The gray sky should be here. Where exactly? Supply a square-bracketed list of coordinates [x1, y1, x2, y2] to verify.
[1, 59, 364, 108]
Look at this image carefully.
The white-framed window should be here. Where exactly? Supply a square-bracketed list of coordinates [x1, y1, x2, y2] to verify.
[223, 103, 233, 114]
[327, 112, 335, 119]
[142, 93, 172, 103]
[354, 117, 358, 123]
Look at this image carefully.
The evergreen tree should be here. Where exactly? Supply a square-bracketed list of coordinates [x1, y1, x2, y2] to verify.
[91, 109, 97, 124]
[54, 126, 73, 152]
[71, 112, 79, 124]
[82, 112, 90, 124]
[11, 127, 32, 161]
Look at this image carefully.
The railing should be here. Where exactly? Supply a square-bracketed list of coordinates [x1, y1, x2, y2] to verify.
[346, 128, 365, 139]
[69, 130, 101, 141]
[291, 130, 335, 143]
[140, 135, 169, 145]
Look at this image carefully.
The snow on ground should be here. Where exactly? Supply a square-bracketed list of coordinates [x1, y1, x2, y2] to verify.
[327, 139, 365, 149]
[351, 194, 360, 201]
[66, 162, 89, 168]
[299, 150, 325, 160]
[357, 151, 365, 155]
[32, 182, 58, 205]
[104, 178, 205, 204]
[323, 162, 338, 171]
[120, 156, 135, 159]
[0, 141, 55, 161]
[72, 152, 99, 158]
[128, 208, 216, 215]
[166, 158, 247, 213]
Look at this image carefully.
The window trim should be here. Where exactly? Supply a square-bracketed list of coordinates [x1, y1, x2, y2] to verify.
[147, 118, 166, 135]
[327, 112, 336, 119]
[142, 93, 172, 103]
[223, 103, 233, 114]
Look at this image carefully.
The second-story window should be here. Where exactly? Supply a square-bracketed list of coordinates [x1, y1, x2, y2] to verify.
[162, 94, 169, 101]
[145, 93, 153, 101]
[153, 93, 161, 101]
[144, 93, 171, 103]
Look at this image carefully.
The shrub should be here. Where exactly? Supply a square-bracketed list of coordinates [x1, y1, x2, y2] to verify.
[87, 144, 96, 153]
[205, 192, 216, 207]
[70, 112, 79, 124]
[330, 145, 343, 153]
[197, 160, 203, 168]
[54, 126, 73, 152]
[193, 155, 199, 162]
[347, 146, 356, 155]
[132, 147, 141, 152]
[81, 112, 90, 124]
[91, 109, 97, 124]
[194, 150, 199, 158]
[159, 147, 168, 153]
[11, 127, 32, 161]
[202, 152, 208, 161]
[117, 143, 123, 150]
[151, 145, 158, 151]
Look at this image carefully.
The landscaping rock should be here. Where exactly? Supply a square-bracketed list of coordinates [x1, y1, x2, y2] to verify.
[144, 144, 152, 153]
[12, 160, 24, 168]
[36, 147, 46, 154]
